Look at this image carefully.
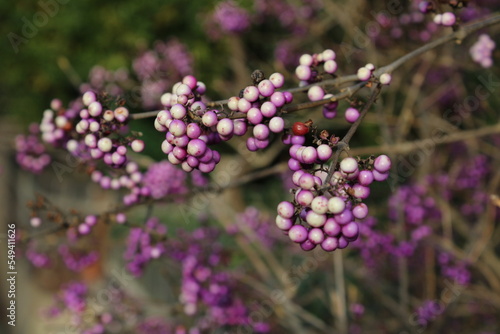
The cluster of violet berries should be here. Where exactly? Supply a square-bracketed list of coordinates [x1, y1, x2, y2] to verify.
[155, 75, 222, 173]
[58, 244, 100, 272]
[227, 70, 291, 152]
[46, 280, 175, 334]
[227, 207, 281, 248]
[124, 217, 167, 277]
[76, 91, 144, 169]
[15, 124, 51, 173]
[276, 152, 392, 252]
[295, 49, 338, 99]
[470, 34, 496, 68]
[294, 50, 391, 120]
[155, 72, 292, 172]
[418, 1, 457, 27]
[167, 227, 270, 332]
[133, 39, 193, 109]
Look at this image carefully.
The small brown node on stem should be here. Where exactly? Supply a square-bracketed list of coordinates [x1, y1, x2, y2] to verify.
[251, 70, 265, 85]
[330, 135, 340, 145]
[320, 130, 330, 140]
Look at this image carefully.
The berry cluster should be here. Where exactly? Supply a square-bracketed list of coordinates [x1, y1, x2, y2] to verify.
[155, 75, 224, 173]
[226, 71, 291, 152]
[58, 244, 100, 272]
[79, 66, 127, 101]
[15, 124, 51, 173]
[167, 226, 270, 332]
[25, 241, 51, 268]
[76, 91, 144, 168]
[38, 98, 79, 146]
[470, 34, 496, 68]
[46, 280, 172, 334]
[295, 49, 338, 100]
[133, 39, 193, 109]
[433, 12, 457, 26]
[124, 217, 167, 277]
[53, 281, 88, 313]
[227, 207, 282, 248]
[27, 196, 103, 272]
[156, 73, 292, 171]
[209, 1, 250, 35]
[276, 153, 392, 252]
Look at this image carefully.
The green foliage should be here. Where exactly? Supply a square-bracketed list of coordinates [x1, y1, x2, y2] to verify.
[0, 0, 223, 123]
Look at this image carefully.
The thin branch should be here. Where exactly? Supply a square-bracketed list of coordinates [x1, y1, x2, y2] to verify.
[348, 121, 500, 156]
[333, 251, 348, 334]
[129, 12, 500, 122]
[325, 85, 382, 183]
[375, 13, 500, 76]
[130, 110, 161, 120]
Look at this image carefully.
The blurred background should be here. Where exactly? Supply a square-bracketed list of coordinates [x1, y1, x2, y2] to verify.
[1, 0, 500, 333]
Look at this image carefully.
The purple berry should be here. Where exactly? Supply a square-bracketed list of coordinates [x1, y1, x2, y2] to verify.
[345, 107, 360, 123]
[317, 144, 333, 161]
[321, 237, 338, 252]
[270, 92, 286, 107]
[289, 225, 308, 243]
[253, 124, 270, 140]
[342, 222, 359, 239]
[269, 72, 285, 88]
[216, 118, 234, 136]
[311, 195, 329, 214]
[247, 108, 263, 125]
[300, 240, 316, 251]
[243, 86, 260, 102]
[277, 201, 295, 219]
[358, 170, 374, 186]
[260, 101, 277, 118]
[308, 228, 325, 244]
[202, 111, 218, 127]
[374, 154, 391, 173]
[340, 157, 358, 174]
[352, 203, 369, 219]
[295, 189, 314, 206]
[269, 117, 285, 133]
[324, 218, 341, 236]
[187, 139, 207, 157]
[276, 216, 293, 231]
[258, 79, 275, 97]
[307, 86, 325, 101]
[306, 211, 327, 228]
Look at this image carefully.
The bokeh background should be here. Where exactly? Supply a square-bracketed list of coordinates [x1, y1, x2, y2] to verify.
[1, 1, 500, 333]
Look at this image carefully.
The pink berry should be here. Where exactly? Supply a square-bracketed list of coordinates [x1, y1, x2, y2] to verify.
[357, 67, 371, 81]
[289, 225, 308, 243]
[131, 139, 144, 152]
[277, 201, 295, 219]
[216, 118, 234, 136]
[307, 86, 325, 101]
[269, 72, 285, 88]
[345, 107, 360, 123]
[269, 117, 285, 133]
[374, 154, 391, 173]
